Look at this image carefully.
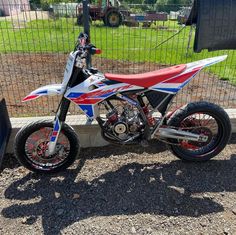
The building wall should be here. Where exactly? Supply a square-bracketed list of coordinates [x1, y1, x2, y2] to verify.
[0, 0, 30, 16]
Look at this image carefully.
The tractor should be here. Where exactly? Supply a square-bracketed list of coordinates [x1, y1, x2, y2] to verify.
[76, 0, 124, 27]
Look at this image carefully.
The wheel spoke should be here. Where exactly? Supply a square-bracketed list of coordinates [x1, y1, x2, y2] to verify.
[25, 127, 70, 168]
[179, 112, 220, 154]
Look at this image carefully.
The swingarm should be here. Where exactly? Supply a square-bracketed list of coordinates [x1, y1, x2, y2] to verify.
[156, 127, 209, 142]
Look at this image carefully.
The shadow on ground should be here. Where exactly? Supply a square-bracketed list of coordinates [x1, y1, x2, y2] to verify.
[1, 143, 236, 235]
[2, 134, 235, 169]
[1, 139, 168, 170]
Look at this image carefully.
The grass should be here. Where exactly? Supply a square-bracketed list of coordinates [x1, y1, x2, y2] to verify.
[0, 18, 236, 84]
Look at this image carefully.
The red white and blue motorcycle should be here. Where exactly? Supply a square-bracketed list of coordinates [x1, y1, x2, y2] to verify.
[14, 33, 232, 173]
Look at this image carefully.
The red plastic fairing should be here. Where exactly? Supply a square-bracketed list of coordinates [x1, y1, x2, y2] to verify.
[105, 64, 187, 88]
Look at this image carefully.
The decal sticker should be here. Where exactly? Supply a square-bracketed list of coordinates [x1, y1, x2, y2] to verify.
[50, 118, 60, 142]
[68, 84, 133, 105]
[79, 105, 94, 118]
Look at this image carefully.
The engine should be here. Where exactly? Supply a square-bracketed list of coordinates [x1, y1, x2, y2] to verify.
[104, 104, 144, 141]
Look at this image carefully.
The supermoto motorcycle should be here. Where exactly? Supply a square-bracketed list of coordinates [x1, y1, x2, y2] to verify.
[14, 33, 232, 173]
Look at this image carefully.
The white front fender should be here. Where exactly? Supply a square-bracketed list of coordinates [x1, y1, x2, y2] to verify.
[22, 84, 63, 102]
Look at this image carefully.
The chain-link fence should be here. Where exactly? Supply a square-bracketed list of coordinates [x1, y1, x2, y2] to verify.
[0, 2, 235, 117]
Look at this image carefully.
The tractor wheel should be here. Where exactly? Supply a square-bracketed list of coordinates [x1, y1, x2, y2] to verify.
[103, 17, 107, 26]
[77, 14, 84, 25]
[105, 10, 122, 27]
[77, 14, 92, 26]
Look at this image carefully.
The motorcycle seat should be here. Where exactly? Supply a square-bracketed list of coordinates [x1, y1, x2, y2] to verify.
[105, 64, 187, 88]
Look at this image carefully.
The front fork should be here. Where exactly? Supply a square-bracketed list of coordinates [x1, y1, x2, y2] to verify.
[47, 97, 71, 155]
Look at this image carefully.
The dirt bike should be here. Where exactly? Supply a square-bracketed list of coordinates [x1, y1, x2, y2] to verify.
[14, 33, 232, 173]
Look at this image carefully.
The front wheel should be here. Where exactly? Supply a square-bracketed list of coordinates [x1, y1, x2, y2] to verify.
[14, 120, 80, 173]
[77, 14, 92, 26]
[167, 101, 231, 161]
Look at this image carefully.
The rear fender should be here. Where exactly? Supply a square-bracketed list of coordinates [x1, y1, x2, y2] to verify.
[186, 55, 228, 71]
[22, 84, 63, 102]
[152, 55, 228, 94]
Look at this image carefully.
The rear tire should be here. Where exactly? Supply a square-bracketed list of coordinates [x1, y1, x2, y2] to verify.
[167, 101, 231, 162]
[14, 120, 80, 174]
[105, 10, 122, 27]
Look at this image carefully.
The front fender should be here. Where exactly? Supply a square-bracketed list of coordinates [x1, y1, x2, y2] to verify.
[22, 84, 63, 102]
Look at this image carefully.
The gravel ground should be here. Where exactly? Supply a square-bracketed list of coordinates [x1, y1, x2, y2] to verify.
[0, 136, 236, 235]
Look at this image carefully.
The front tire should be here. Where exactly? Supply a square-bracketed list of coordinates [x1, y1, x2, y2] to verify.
[77, 14, 92, 26]
[167, 101, 231, 162]
[14, 120, 80, 174]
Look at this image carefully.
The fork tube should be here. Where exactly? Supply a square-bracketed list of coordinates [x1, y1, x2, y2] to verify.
[47, 97, 71, 155]
[48, 116, 62, 155]
[58, 97, 71, 122]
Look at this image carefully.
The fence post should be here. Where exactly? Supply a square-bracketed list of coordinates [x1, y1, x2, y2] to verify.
[0, 99, 12, 168]
[83, 0, 92, 69]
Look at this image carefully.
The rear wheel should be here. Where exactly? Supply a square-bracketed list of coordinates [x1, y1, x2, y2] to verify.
[167, 102, 231, 161]
[14, 120, 80, 174]
[105, 10, 122, 27]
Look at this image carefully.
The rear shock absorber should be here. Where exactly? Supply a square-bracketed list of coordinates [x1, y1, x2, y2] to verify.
[143, 106, 155, 126]
[137, 95, 155, 126]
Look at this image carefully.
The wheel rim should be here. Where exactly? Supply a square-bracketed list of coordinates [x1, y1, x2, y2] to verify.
[178, 112, 221, 156]
[108, 13, 119, 26]
[25, 127, 70, 170]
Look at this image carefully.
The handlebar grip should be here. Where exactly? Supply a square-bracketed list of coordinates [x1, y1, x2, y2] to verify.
[90, 47, 102, 55]
[94, 48, 102, 55]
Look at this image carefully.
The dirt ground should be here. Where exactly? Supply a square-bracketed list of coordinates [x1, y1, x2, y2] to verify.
[0, 53, 235, 117]
[0, 136, 236, 235]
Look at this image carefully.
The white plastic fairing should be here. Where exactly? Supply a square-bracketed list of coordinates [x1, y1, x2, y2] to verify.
[186, 55, 228, 70]
[22, 84, 63, 102]
[61, 51, 77, 92]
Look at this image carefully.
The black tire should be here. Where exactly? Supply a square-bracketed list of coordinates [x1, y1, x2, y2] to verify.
[77, 14, 92, 26]
[77, 14, 84, 25]
[167, 101, 231, 162]
[14, 120, 80, 174]
[105, 10, 122, 27]
[103, 17, 107, 26]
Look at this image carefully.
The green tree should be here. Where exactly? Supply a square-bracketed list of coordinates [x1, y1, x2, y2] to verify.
[29, 0, 41, 6]
[167, 0, 191, 4]
[29, 0, 41, 4]
[143, 0, 156, 4]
